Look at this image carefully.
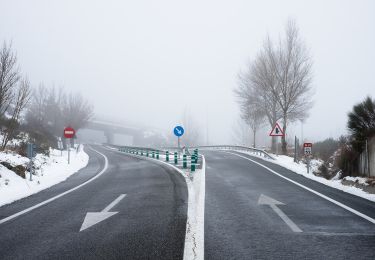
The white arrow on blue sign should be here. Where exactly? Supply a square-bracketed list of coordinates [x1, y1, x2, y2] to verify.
[173, 126, 184, 137]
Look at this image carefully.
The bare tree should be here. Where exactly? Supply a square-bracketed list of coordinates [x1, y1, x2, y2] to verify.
[236, 19, 313, 154]
[1, 78, 31, 149]
[265, 19, 313, 154]
[241, 103, 265, 148]
[231, 117, 251, 146]
[26, 86, 93, 147]
[235, 53, 281, 152]
[63, 92, 94, 131]
[0, 42, 20, 121]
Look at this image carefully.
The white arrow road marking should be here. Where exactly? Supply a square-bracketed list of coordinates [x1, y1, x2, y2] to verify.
[80, 194, 126, 232]
[258, 194, 302, 233]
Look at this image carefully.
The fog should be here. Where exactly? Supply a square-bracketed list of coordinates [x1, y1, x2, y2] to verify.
[1, 0, 374, 145]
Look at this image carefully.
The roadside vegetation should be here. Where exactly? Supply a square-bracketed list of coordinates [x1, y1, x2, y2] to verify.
[0, 41, 93, 152]
[0, 41, 93, 180]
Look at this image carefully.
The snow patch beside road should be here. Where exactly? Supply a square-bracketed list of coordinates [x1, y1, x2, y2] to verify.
[0, 146, 89, 207]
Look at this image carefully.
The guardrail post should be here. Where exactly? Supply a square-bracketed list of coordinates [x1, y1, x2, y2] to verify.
[146, 150, 149, 157]
[174, 152, 177, 164]
[141, 150, 143, 156]
[166, 151, 169, 162]
[183, 154, 187, 168]
[152, 151, 155, 158]
[156, 151, 159, 159]
[191, 155, 196, 172]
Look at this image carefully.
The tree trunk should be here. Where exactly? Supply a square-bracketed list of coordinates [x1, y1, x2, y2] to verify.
[281, 119, 287, 155]
[271, 136, 277, 153]
[253, 129, 256, 148]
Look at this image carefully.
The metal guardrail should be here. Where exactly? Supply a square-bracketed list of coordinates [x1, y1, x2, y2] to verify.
[109, 144, 273, 160]
[109, 144, 202, 172]
[187, 145, 275, 160]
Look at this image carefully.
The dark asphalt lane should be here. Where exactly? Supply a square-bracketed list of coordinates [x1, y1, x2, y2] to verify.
[0, 145, 188, 260]
[203, 150, 375, 260]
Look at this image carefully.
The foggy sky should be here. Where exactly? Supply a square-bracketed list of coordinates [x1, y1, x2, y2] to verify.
[1, 0, 374, 144]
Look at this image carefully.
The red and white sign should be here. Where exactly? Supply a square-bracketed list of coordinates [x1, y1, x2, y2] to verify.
[303, 143, 312, 155]
[269, 123, 285, 137]
[64, 127, 75, 139]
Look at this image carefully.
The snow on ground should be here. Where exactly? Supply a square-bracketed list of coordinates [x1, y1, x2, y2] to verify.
[0, 146, 89, 207]
[234, 150, 375, 202]
[0, 151, 29, 166]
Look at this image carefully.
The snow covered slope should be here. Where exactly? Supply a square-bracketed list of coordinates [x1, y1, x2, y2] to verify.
[0, 146, 89, 207]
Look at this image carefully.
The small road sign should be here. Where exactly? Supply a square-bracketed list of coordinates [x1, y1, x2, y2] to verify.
[303, 143, 312, 156]
[269, 123, 285, 137]
[27, 143, 37, 159]
[64, 127, 75, 139]
[173, 126, 184, 137]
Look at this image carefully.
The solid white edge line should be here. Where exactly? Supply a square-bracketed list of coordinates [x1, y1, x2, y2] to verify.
[0, 146, 109, 225]
[225, 151, 375, 225]
[104, 147, 205, 260]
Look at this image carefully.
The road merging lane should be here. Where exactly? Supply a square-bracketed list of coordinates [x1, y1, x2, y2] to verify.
[226, 151, 375, 225]
[203, 150, 375, 260]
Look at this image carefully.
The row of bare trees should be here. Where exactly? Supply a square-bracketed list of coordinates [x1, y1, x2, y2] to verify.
[235, 19, 314, 154]
[26, 85, 93, 148]
[0, 42, 31, 150]
[0, 41, 93, 151]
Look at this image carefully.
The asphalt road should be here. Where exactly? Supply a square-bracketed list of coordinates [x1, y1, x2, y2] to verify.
[0, 145, 188, 260]
[203, 150, 375, 260]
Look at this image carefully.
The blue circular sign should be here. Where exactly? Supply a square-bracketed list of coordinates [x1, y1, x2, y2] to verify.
[173, 126, 184, 137]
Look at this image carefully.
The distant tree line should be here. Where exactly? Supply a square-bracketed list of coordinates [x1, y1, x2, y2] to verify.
[25, 84, 93, 150]
[0, 41, 93, 152]
[235, 19, 314, 154]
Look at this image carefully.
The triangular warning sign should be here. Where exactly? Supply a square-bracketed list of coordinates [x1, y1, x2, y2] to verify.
[269, 123, 285, 136]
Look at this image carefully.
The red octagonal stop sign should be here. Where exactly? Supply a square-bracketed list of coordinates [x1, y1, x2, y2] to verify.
[64, 127, 75, 139]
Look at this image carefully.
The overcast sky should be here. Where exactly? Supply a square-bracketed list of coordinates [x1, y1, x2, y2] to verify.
[1, 0, 374, 144]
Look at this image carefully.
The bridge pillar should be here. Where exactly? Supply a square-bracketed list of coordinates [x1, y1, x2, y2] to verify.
[104, 131, 115, 145]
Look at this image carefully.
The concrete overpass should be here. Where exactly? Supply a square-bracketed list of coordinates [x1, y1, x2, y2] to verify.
[77, 119, 146, 145]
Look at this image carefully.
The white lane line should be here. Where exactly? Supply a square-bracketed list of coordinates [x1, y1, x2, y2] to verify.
[226, 151, 375, 225]
[0, 146, 109, 225]
[105, 147, 205, 260]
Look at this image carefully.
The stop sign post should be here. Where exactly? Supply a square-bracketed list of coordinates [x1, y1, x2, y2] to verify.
[64, 127, 75, 164]
[303, 142, 313, 173]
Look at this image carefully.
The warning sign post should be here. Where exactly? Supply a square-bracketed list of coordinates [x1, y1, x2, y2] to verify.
[269, 123, 284, 156]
